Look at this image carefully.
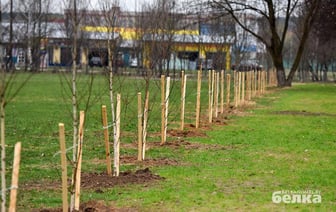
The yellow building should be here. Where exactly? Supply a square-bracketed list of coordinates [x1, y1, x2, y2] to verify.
[81, 26, 232, 70]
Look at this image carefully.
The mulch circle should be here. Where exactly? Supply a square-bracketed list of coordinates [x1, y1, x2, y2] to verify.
[32, 168, 162, 212]
[81, 168, 164, 190]
[35, 200, 136, 212]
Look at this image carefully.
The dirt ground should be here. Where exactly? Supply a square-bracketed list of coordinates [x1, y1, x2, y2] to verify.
[31, 168, 161, 212]
[36, 200, 136, 212]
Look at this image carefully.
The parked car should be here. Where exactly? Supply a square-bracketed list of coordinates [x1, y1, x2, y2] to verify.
[129, 58, 138, 68]
[196, 59, 213, 70]
[89, 56, 103, 67]
[129, 58, 142, 68]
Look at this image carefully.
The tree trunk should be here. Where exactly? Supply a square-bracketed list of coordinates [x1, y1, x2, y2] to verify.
[276, 67, 287, 87]
[70, 43, 78, 212]
[70, 1, 78, 210]
[107, 40, 118, 176]
[271, 49, 288, 87]
[1, 101, 6, 212]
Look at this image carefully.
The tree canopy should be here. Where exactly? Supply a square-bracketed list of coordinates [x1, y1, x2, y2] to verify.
[208, 0, 321, 87]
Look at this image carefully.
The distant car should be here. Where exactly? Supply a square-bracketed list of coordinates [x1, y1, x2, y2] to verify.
[129, 58, 138, 68]
[89, 57, 102, 67]
[232, 62, 263, 71]
[196, 59, 213, 70]
[129, 58, 142, 68]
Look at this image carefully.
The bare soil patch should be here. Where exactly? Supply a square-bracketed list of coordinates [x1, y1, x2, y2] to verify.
[30, 168, 162, 212]
[81, 168, 163, 189]
[34, 200, 136, 212]
[24, 168, 164, 192]
[167, 128, 207, 138]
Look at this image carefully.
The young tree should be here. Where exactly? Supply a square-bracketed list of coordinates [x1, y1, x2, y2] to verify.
[99, 0, 121, 176]
[63, 0, 90, 210]
[0, 1, 34, 210]
[209, 0, 321, 87]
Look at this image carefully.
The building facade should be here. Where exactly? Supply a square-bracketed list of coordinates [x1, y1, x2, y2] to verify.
[2, 7, 235, 71]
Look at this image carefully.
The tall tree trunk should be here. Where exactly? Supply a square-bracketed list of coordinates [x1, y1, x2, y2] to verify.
[107, 40, 117, 176]
[0, 2, 6, 209]
[276, 67, 287, 86]
[9, 0, 13, 70]
[1, 101, 6, 212]
[0, 4, 6, 200]
[70, 1, 78, 210]
[270, 48, 287, 87]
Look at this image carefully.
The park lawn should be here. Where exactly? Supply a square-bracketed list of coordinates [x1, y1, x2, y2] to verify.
[4, 73, 336, 211]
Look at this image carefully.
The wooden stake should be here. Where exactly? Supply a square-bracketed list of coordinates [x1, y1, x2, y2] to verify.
[234, 71, 238, 107]
[160, 75, 165, 145]
[241, 72, 245, 104]
[164, 77, 170, 143]
[247, 71, 251, 101]
[195, 70, 202, 128]
[214, 72, 219, 118]
[208, 71, 212, 123]
[238, 71, 242, 106]
[137, 92, 143, 161]
[250, 71, 252, 97]
[180, 70, 185, 130]
[258, 71, 261, 96]
[209, 70, 214, 123]
[253, 71, 257, 97]
[57, 124, 68, 212]
[142, 91, 149, 160]
[212, 70, 215, 119]
[101, 105, 112, 176]
[180, 72, 187, 131]
[220, 70, 224, 113]
[58, 124, 68, 212]
[260, 71, 263, 94]
[226, 74, 231, 108]
[74, 111, 85, 211]
[8, 142, 21, 212]
[114, 94, 121, 176]
[263, 71, 266, 94]
[265, 71, 269, 88]
[213, 72, 217, 117]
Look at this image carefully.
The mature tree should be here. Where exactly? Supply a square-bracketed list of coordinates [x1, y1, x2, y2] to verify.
[17, 0, 51, 71]
[209, 0, 321, 87]
[140, 0, 180, 76]
[301, 0, 336, 81]
[1, 1, 34, 210]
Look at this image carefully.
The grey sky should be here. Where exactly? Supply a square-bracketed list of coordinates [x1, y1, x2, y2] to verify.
[120, 0, 155, 11]
[2, 0, 187, 13]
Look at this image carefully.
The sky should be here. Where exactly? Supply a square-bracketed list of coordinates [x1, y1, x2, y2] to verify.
[120, 0, 155, 11]
[84, 0, 188, 12]
[2, 0, 187, 13]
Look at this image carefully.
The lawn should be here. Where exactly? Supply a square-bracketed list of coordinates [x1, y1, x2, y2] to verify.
[4, 73, 336, 211]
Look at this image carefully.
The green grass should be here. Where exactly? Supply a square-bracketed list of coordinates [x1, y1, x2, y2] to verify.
[4, 73, 336, 211]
